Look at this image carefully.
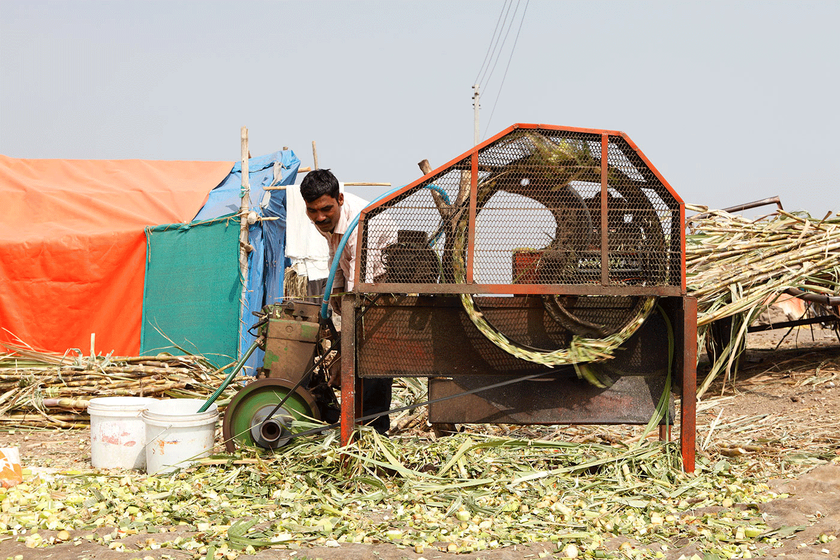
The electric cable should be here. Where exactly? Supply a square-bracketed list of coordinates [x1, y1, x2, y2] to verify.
[273, 370, 554, 443]
[484, 0, 529, 137]
[477, 0, 516, 89]
[480, 0, 521, 92]
[474, 0, 510, 86]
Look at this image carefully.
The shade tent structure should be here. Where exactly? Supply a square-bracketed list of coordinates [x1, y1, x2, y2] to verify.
[0, 151, 299, 374]
[0, 155, 232, 355]
[141, 150, 300, 373]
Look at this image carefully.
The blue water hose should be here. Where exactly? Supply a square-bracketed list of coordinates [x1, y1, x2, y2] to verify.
[320, 183, 450, 319]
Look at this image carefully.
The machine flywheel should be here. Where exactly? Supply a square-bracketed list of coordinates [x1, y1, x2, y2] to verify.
[222, 378, 320, 452]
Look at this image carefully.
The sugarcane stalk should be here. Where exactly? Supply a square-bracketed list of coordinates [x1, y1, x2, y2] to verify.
[0, 346, 241, 425]
[41, 397, 91, 410]
[688, 205, 840, 396]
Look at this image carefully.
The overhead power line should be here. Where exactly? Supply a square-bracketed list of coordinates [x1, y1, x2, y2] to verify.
[473, 0, 510, 86]
[476, 0, 517, 90]
[483, 0, 529, 139]
[480, 0, 522, 92]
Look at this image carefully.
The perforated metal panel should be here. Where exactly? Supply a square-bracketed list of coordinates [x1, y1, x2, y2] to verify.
[357, 124, 683, 295]
[355, 295, 670, 378]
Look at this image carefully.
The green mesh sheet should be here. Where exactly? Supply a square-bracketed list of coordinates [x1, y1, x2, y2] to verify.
[140, 217, 241, 368]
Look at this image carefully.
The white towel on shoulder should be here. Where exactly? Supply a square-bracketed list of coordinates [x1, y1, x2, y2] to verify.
[285, 183, 330, 280]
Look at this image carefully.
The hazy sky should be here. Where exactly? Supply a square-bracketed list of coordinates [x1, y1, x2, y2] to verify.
[1, 1, 838, 214]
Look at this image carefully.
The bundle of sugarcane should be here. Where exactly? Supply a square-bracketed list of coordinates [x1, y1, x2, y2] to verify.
[0, 346, 246, 427]
[283, 266, 309, 299]
[686, 204, 840, 396]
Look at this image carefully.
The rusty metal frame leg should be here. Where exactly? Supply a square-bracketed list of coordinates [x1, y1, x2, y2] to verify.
[681, 297, 697, 473]
[659, 425, 671, 441]
[340, 294, 356, 446]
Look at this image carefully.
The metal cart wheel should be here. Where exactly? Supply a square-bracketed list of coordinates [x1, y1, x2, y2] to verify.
[222, 378, 320, 452]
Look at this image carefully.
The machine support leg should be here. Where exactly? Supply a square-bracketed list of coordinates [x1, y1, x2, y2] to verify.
[659, 424, 671, 441]
[680, 297, 697, 473]
[340, 294, 356, 446]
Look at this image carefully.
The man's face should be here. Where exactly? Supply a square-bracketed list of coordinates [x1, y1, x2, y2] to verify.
[305, 193, 344, 234]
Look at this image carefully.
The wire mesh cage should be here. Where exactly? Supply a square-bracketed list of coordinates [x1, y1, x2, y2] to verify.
[357, 124, 683, 295]
[344, 126, 695, 471]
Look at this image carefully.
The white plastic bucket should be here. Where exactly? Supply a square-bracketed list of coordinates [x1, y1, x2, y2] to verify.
[89, 397, 158, 470]
[142, 399, 218, 475]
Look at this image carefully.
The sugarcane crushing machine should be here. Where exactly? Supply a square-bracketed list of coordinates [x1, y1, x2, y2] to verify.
[344, 124, 696, 470]
[222, 124, 696, 472]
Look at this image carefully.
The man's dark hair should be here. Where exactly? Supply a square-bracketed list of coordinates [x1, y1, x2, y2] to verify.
[299, 169, 340, 203]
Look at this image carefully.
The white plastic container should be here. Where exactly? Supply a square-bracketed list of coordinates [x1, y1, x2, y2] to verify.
[89, 397, 158, 470]
[0, 447, 23, 487]
[142, 399, 218, 475]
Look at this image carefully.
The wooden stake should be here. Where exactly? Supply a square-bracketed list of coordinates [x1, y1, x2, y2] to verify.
[312, 140, 319, 170]
[239, 127, 251, 349]
[418, 159, 448, 219]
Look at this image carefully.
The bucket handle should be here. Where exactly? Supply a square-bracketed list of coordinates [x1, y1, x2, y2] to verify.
[143, 424, 175, 452]
[143, 423, 217, 474]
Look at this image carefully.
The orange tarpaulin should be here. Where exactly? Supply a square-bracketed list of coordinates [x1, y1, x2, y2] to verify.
[0, 155, 233, 355]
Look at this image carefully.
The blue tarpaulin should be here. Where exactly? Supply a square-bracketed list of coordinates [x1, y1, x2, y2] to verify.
[194, 149, 301, 374]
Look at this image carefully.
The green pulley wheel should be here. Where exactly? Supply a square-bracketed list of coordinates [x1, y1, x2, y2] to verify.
[222, 378, 320, 452]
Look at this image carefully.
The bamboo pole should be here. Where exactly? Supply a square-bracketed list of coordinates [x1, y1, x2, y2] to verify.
[418, 159, 449, 219]
[239, 127, 251, 355]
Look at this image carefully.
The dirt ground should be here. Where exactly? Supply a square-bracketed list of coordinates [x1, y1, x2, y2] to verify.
[0, 326, 838, 560]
